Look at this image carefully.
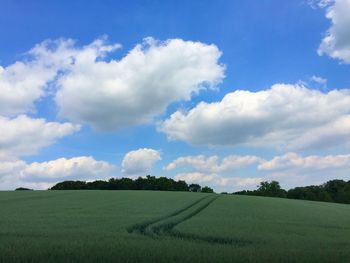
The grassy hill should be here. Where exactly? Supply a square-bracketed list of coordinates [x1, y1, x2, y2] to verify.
[0, 191, 349, 262]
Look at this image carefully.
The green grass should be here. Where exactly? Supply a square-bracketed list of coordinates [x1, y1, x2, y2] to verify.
[1, 191, 350, 262]
[176, 194, 350, 262]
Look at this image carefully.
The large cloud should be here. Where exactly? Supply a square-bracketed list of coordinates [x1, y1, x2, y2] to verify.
[0, 39, 76, 116]
[160, 84, 350, 150]
[0, 156, 115, 190]
[55, 37, 224, 130]
[121, 148, 161, 176]
[1, 37, 223, 131]
[318, 0, 350, 63]
[0, 115, 79, 159]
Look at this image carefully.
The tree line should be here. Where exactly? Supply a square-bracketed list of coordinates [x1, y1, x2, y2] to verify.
[234, 179, 350, 204]
[50, 175, 214, 193]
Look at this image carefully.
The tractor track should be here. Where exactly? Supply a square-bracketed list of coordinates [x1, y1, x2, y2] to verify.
[126, 195, 210, 235]
[127, 195, 252, 246]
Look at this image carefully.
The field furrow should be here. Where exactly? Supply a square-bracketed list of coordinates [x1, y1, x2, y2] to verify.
[128, 194, 253, 246]
[127, 195, 211, 236]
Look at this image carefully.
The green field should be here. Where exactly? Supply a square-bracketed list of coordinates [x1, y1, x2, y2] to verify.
[1, 191, 350, 262]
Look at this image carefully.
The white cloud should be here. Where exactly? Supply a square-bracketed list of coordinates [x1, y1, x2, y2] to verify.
[170, 152, 350, 191]
[165, 154, 262, 173]
[174, 172, 262, 192]
[308, 0, 334, 9]
[310, 75, 328, 86]
[0, 39, 81, 161]
[0, 115, 80, 159]
[160, 84, 350, 150]
[166, 154, 263, 191]
[55, 37, 224, 130]
[121, 148, 161, 176]
[0, 39, 77, 116]
[1, 37, 222, 131]
[0, 156, 115, 190]
[22, 156, 115, 182]
[318, 0, 350, 63]
[258, 152, 350, 188]
[259, 152, 350, 171]
[0, 160, 26, 177]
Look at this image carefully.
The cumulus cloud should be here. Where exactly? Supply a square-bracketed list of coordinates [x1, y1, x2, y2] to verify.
[55, 37, 224, 130]
[318, 0, 350, 63]
[175, 172, 262, 192]
[0, 39, 77, 116]
[160, 84, 350, 150]
[0, 115, 80, 159]
[0, 156, 115, 190]
[166, 154, 263, 191]
[258, 152, 350, 188]
[121, 148, 161, 176]
[165, 154, 263, 173]
[169, 152, 350, 191]
[1, 37, 223, 131]
[22, 156, 115, 182]
[0, 160, 26, 177]
[259, 152, 350, 171]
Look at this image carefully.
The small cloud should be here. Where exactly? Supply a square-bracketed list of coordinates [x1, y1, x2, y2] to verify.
[310, 75, 328, 91]
[310, 75, 327, 85]
[307, 0, 334, 9]
[121, 148, 161, 176]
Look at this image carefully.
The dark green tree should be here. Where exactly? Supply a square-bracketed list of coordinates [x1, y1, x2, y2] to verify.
[256, 181, 287, 198]
[15, 187, 33, 191]
[201, 186, 214, 193]
[189, 184, 201, 192]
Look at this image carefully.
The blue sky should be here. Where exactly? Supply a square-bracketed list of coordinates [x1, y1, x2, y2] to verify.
[1, 0, 350, 191]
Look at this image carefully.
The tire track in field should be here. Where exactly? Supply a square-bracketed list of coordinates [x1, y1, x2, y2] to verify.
[127, 195, 252, 246]
[126, 195, 210, 235]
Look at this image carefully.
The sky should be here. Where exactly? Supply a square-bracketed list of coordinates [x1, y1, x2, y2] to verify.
[1, 0, 350, 192]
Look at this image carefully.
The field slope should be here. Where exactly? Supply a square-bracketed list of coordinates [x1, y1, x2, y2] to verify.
[0, 191, 349, 262]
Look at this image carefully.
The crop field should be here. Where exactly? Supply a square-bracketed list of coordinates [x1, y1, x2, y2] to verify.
[1, 191, 350, 263]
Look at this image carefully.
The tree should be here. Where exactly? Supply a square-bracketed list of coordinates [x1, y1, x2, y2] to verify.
[50, 181, 87, 190]
[189, 184, 201, 192]
[201, 186, 214, 193]
[15, 187, 33, 191]
[323, 180, 348, 203]
[234, 179, 350, 204]
[50, 176, 192, 192]
[86, 180, 109, 190]
[255, 181, 287, 198]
